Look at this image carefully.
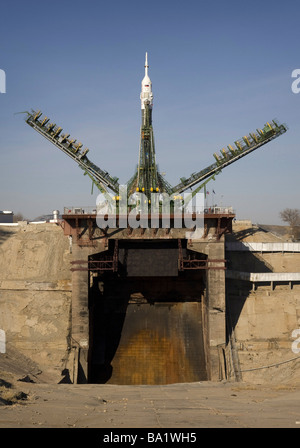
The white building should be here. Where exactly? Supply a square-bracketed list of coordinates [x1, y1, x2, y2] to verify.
[0, 211, 14, 223]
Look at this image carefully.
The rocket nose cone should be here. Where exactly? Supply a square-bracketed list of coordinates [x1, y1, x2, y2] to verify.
[142, 52, 151, 85]
[142, 74, 151, 85]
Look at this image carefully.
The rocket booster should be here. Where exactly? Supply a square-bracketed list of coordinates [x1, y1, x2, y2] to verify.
[140, 52, 153, 125]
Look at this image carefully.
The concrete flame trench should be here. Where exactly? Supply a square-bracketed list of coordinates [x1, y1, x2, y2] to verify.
[63, 212, 234, 384]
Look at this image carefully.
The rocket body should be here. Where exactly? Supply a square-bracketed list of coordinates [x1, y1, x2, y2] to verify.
[136, 52, 158, 194]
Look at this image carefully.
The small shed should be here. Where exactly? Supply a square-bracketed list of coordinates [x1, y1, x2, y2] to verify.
[0, 211, 14, 223]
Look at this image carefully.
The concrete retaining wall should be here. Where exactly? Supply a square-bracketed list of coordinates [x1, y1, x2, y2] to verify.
[0, 223, 72, 382]
[226, 242, 300, 384]
[226, 242, 300, 252]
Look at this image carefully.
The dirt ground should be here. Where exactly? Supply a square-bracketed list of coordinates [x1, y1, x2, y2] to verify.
[1, 330, 300, 430]
[1, 373, 300, 429]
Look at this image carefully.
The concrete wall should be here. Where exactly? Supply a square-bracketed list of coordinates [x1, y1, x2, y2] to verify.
[0, 223, 72, 382]
[189, 240, 226, 380]
[226, 244, 300, 384]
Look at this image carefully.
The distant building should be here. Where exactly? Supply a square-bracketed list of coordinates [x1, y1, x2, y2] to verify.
[0, 211, 13, 223]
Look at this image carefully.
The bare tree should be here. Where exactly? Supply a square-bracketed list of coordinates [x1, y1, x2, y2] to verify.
[280, 208, 300, 240]
[13, 212, 26, 223]
[279, 208, 300, 227]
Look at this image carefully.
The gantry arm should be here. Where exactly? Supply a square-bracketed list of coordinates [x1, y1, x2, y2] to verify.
[25, 110, 120, 195]
[171, 120, 287, 196]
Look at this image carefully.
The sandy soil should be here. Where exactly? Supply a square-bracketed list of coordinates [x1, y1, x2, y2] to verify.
[1, 371, 300, 429]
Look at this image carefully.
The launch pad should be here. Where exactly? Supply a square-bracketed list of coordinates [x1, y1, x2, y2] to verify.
[22, 53, 287, 384]
[61, 205, 233, 382]
[63, 213, 231, 384]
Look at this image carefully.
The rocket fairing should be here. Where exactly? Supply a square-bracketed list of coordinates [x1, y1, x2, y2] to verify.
[140, 52, 153, 109]
[140, 52, 153, 126]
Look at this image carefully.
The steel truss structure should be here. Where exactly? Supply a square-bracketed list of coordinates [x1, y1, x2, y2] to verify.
[24, 109, 287, 206]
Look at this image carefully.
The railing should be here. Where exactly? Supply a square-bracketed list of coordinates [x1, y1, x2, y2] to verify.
[63, 206, 99, 215]
[204, 206, 235, 214]
[63, 205, 235, 215]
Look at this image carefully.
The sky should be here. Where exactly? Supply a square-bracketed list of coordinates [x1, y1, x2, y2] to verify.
[0, 0, 299, 224]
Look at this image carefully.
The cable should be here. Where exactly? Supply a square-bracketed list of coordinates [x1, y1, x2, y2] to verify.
[240, 355, 300, 372]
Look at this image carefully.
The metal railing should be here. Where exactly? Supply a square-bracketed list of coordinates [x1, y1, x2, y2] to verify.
[63, 205, 235, 215]
[63, 206, 99, 215]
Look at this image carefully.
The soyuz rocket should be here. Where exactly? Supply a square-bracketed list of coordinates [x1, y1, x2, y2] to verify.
[135, 52, 159, 196]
